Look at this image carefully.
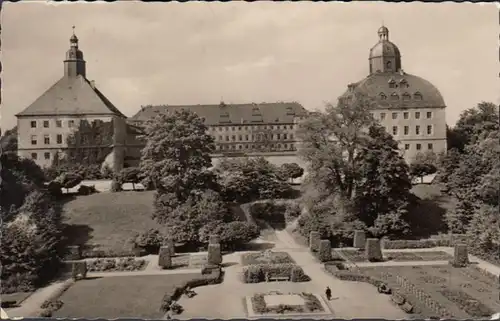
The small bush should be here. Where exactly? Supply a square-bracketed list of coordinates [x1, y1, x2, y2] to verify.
[134, 229, 164, 254]
[158, 246, 172, 269]
[365, 238, 383, 262]
[284, 202, 301, 223]
[160, 269, 223, 313]
[242, 263, 308, 283]
[86, 258, 146, 272]
[71, 261, 87, 280]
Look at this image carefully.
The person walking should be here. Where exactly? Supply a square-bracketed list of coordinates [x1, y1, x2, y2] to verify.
[325, 286, 332, 300]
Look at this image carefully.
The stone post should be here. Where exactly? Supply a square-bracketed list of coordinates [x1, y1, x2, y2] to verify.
[207, 243, 222, 265]
[365, 238, 383, 262]
[318, 240, 332, 262]
[164, 238, 175, 256]
[353, 230, 366, 249]
[453, 243, 469, 267]
[209, 234, 220, 245]
[309, 231, 320, 252]
[158, 246, 172, 269]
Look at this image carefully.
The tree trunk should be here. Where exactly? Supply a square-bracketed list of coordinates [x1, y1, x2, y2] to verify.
[132, 182, 135, 191]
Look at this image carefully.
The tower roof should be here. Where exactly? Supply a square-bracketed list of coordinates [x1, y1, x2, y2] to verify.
[16, 75, 125, 117]
[369, 25, 401, 59]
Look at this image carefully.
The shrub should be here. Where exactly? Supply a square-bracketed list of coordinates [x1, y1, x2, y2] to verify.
[382, 239, 437, 249]
[110, 179, 122, 192]
[290, 266, 310, 282]
[318, 240, 332, 262]
[160, 269, 223, 313]
[309, 231, 320, 252]
[81, 249, 140, 258]
[207, 244, 222, 265]
[249, 201, 287, 228]
[218, 221, 260, 251]
[71, 261, 87, 279]
[208, 234, 220, 245]
[134, 229, 164, 254]
[77, 185, 97, 196]
[86, 258, 146, 272]
[242, 263, 308, 283]
[284, 202, 301, 223]
[164, 238, 175, 256]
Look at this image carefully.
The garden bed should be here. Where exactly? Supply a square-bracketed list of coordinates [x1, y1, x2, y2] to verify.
[52, 273, 217, 319]
[86, 258, 147, 272]
[0, 292, 33, 308]
[242, 263, 309, 283]
[337, 249, 452, 263]
[248, 291, 328, 317]
[358, 265, 500, 318]
[241, 251, 295, 266]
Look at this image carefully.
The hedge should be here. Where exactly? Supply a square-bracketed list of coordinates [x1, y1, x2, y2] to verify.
[242, 263, 309, 283]
[160, 268, 224, 313]
[81, 249, 145, 258]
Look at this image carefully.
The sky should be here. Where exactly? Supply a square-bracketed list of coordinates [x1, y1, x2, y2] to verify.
[1, 1, 499, 130]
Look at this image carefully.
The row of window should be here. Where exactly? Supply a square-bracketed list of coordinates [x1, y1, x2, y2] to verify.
[30, 120, 75, 129]
[373, 111, 432, 121]
[404, 143, 434, 151]
[216, 133, 294, 142]
[387, 125, 433, 136]
[380, 92, 423, 101]
[31, 134, 64, 145]
[216, 143, 296, 151]
[31, 152, 52, 160]
[210, 124, 295, 132]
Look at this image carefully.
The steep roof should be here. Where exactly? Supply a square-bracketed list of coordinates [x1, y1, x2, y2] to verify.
[342, 72, 446, 109]
[130, 102, 309, 125]
[16, 75, 125, 117]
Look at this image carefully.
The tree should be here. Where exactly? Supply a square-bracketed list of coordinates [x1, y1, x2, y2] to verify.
[280, 163, 304, 183]
[116, 167, 140, 190]
[0, 126, 18, 153]
[353, 125, 413, 237]
[140, 110, 227, 245]
[54, 172, 83, 193]
[216, 157, 293, 203]
[409, 151, 439, 183]
[297, 92, 375, 199]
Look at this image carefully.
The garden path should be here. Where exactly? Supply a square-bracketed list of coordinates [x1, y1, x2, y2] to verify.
[273, 229, 409, 319]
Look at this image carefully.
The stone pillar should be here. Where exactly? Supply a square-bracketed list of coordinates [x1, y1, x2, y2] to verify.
[207, 243, 222, 265]
[318, 240, 332, 262]
[164, 238, 175, 256]
[353, 230, 366, 249]
[209, 234, 220, 245]
[453, 243, 469, 267]
[365, 238, 383, 262]
[158, 246, 172, 269]
[309, 231, 320, 252]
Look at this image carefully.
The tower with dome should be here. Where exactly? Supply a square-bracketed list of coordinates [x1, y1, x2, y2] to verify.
[343, 25, 447, 162]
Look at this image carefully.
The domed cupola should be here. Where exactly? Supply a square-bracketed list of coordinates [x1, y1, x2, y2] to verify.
[369, 25, 402, 74]
[64, 26, 86, 78]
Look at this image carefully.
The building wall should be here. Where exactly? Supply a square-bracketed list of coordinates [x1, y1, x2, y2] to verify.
[17, 114, 116, 168]
[371, 106, 447, 162]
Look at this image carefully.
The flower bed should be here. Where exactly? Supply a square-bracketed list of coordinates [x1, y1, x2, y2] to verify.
[86, 258, 147, 272]
[438, 289, 494, 317]
[242, 263, 309, 283]
[339, 249, 452, 263]
[241, 251, 295, 266]
[251, 291, 324, 314]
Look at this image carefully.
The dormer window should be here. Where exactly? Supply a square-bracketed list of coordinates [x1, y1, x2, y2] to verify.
[388, 79, 397, 89]
[402, 93, 411, 101]
[379, 93, 387, 100]
[391, 93, 399, 101]
[399, 79, 409, 88]
[414, 92, 423, 101]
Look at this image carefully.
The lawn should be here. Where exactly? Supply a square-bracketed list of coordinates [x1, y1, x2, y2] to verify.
[61, 191, 162, 252]
[53, 274, 202, 319]
[241, 251, 295, 266]
[338, 249, 452, 263]
[360, 265, 500, 318]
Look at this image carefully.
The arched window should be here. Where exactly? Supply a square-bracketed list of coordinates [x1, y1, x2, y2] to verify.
[391, 93, 399, 101]
[402, 93, 411, 101]
[379, 93, 387, 100]
[414, 92, 423, 101]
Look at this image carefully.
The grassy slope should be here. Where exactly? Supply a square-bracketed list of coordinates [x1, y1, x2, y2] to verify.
[53, 274, 200, 319]
[61, 191, 161, 252]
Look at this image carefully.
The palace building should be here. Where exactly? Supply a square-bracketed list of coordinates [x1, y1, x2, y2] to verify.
[342, 26, 447, 162]
[15, 29, 126, 168]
